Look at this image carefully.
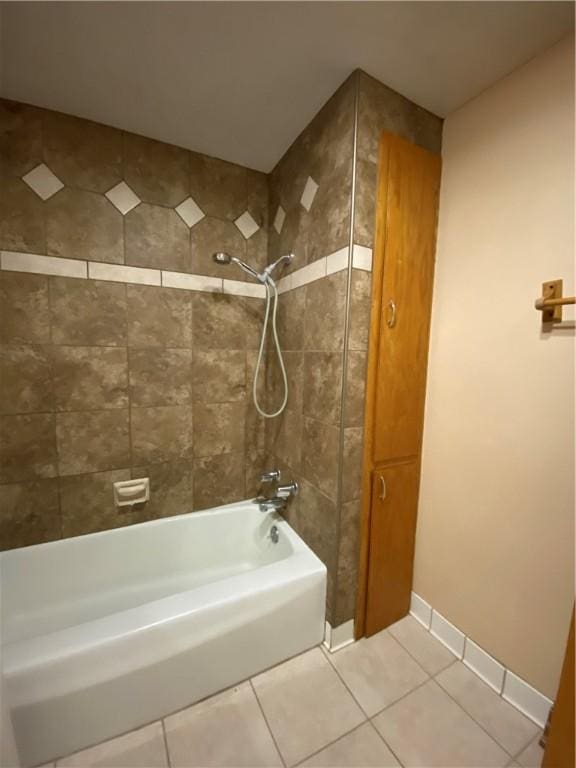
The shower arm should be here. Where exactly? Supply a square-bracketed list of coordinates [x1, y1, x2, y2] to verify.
[263, 253, 294, 279]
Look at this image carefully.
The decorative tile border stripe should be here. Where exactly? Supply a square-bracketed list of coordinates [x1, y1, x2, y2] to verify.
[88, 261, 161, 286]
[0, 250, 249, 297]
[223, 278, 266, 299]
[277, 244, 374, 295]
[410, 592, 553, 727]
[0, 250, 87, 279]
[0, 246, 373, 298]
[162, 270, 222, 293]
[352, 244, 373, 271]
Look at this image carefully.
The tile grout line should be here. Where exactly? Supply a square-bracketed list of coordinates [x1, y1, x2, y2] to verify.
[248, 679, 287, 768]
[290, 644, 411, 768]
[319, 634, 414, 720]
[291, 721, 373, 768]
[333, 69, 360, 631]
[411, 600, 551, 728]
[160, 718, 172, 768]
[126, 329, 135, 473]
[510, 733, 542, 764]
[384, 624, 453, 678]
[45, 274, 65, 540]
[369, 675, 432, 721]
[432, 659, 539, 758]
[320, 640, 428, 765]
[389, 622, 526, 758]
[366, 718, 406, 768]
[431, 669, 523, 759]
[322, 632, 463, 719]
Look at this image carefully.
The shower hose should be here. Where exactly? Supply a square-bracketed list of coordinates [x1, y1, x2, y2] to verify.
[253, 276, 288, 418]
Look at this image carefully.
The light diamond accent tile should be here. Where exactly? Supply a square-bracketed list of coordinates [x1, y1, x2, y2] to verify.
[234, 210, 259, 239]
[300, 176, 319, 211]
[22, 163, 64, 200]
[105, 181, 141, 215]
[273, 205, 286, 234]
[175, 196, 205, 228]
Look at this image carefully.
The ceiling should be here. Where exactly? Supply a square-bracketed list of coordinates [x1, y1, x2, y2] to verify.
[0, 2, 573, 172]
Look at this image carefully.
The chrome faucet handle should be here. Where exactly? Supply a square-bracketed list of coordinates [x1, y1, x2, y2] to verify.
[260, 469, 281, 483]
[276, 481, 298, 499]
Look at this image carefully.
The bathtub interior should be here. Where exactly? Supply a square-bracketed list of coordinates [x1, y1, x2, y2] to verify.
[1, 502, 294, 646]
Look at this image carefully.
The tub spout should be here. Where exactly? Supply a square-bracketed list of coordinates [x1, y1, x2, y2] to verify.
[258, 497, 286, 513]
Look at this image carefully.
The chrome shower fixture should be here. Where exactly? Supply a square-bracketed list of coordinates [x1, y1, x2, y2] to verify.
[211, 251, 294, 418]
[211, 252, 293, 283]
[263, 252, 294, 279]
[212, 252, 261, 281]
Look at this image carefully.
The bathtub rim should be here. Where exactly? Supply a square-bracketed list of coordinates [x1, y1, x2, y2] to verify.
[0, 497, 300, 559]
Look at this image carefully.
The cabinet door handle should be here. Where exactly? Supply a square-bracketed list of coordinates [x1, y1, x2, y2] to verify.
[386, 299, 397, 328]
[379, 475, 387, 500]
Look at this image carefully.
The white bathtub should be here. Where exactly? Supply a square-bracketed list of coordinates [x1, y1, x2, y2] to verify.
[0, 500, 326, 767]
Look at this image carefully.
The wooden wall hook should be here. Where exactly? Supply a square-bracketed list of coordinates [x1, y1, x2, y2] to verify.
[534, 280, 575, 323]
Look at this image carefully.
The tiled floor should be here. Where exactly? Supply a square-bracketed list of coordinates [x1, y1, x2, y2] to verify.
[44, 616, 543, 768]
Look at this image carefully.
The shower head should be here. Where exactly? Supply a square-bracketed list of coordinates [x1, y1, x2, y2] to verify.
[213, 252, 232, 265]
[212, 252, 262, 282]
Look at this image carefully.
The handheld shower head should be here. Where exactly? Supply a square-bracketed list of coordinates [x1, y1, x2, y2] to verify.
[213, 252, 233, 264]
[212, 252, 262, 282]
[212, 254, 291, 419]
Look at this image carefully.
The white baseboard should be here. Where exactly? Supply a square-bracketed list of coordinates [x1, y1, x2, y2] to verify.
[430, 610, 466, 658]
[324, 619, 355, 652]
[464, 638, 505, 693]
[503, 670, 553, 728]
[410, 592, 552, 728]
[410, 593, 433, 628]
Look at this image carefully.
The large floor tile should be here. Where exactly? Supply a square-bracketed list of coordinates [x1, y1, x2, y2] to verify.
[436, 662, 539, 756]
[164, 681, 282, 767]
[300, 722, 400, 767]
[372, 680, 509, 767]
[515, 735, 544, 767]
[388, 615, 456, 675]
[252, 647, 365, 767]
[57, 722, 167, 767]
[328, 630, 428, 716]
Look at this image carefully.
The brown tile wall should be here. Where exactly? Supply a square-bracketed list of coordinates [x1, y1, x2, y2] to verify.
[0, 269, 268, 547]
[0, 74, 442, 631]
[0, 99, 268, 277]
[268, 77, 355, 273]
[353, 71, 443, 250]
[0, 99, 269, 549]
[265, 77, 355, 621]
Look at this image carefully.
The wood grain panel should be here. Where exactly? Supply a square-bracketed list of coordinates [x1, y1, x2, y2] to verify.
[542, 608, 574, 768]
[365, 461, 420, 634]
[373, 138, 440, 463]
[356, 133, 441, 639]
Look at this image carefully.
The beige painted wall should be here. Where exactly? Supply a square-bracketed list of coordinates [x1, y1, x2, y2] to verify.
[415, 35, 575, 699]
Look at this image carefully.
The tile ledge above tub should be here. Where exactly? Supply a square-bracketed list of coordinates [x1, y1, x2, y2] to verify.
[0, 246, 373, 296]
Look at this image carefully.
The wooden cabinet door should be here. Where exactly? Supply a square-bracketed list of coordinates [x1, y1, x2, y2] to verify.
[543, 608, 574, 768]
[365, 461, 420, 635]
[372, 138, 441, 464]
